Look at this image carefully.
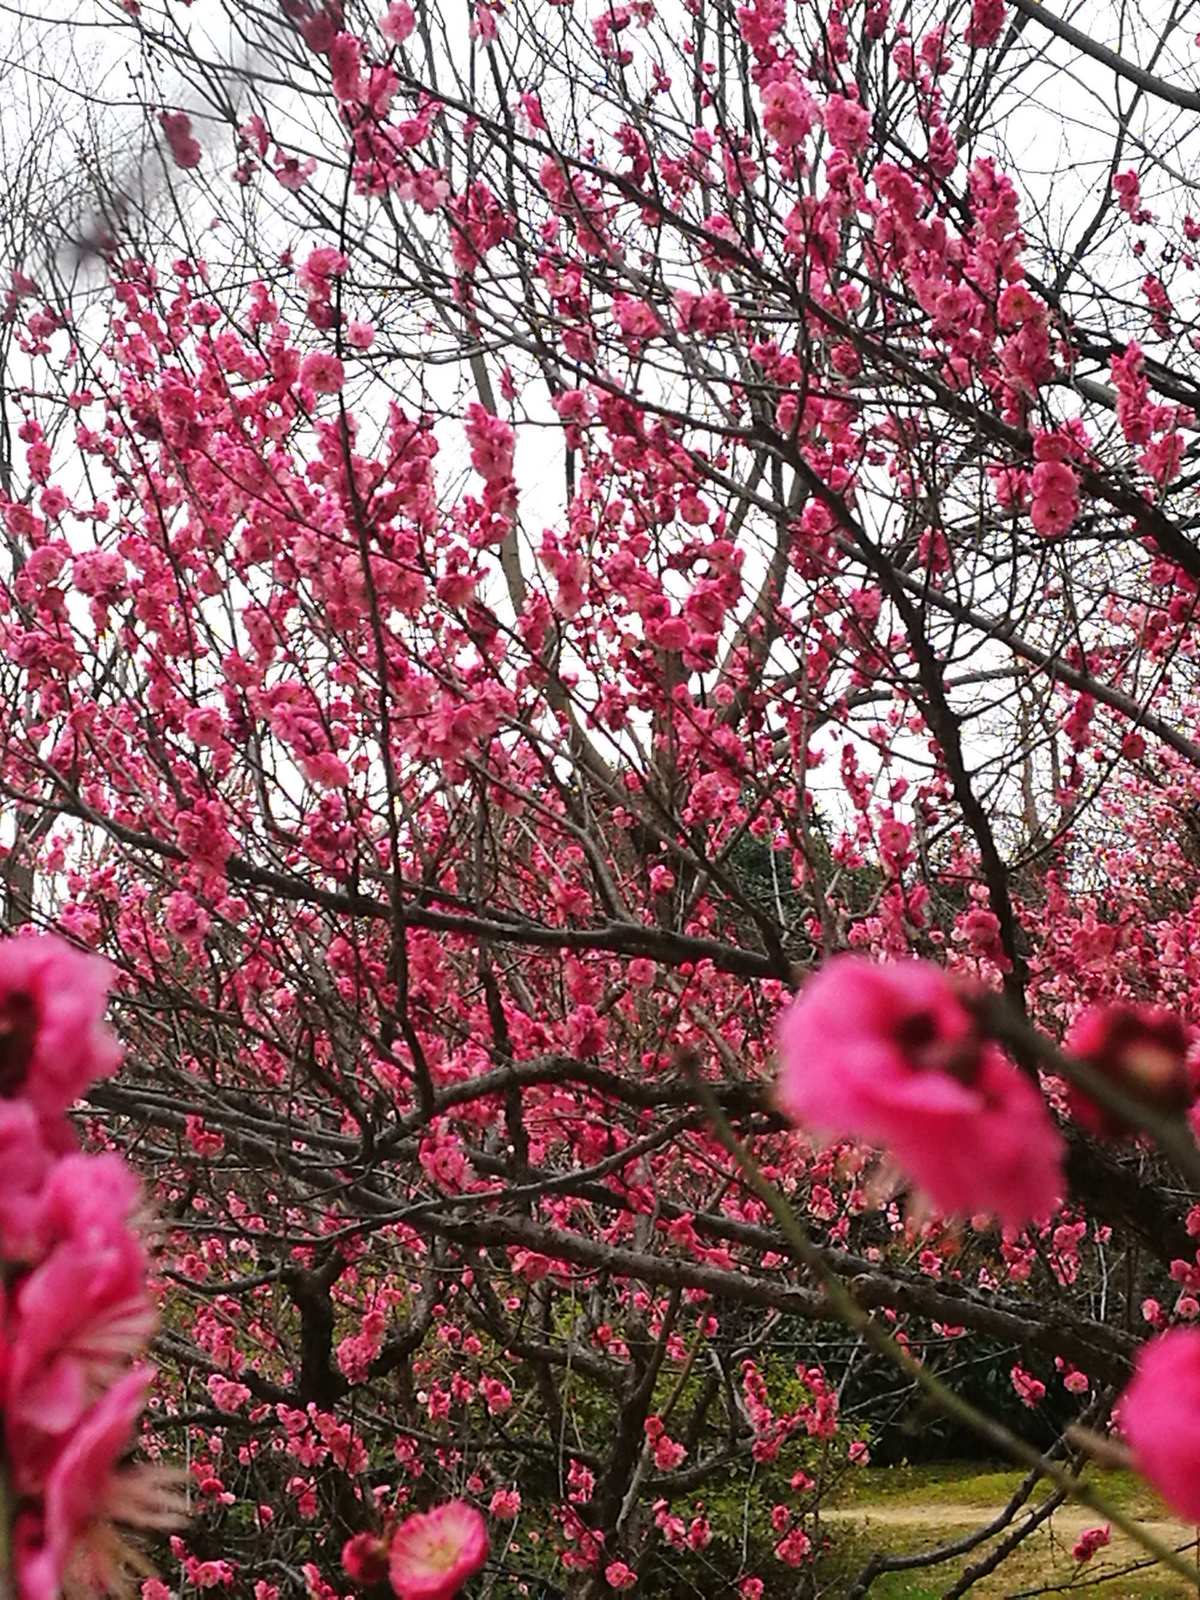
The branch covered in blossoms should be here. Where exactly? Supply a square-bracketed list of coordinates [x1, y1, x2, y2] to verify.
[2, 0, 1200, 1590]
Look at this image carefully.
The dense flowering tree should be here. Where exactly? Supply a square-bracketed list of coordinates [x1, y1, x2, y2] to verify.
[4, 0, 1200, 1593]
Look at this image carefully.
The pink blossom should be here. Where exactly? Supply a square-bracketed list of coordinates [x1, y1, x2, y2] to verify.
[397, 167, 451, 212]
[381, 2, 416, 43]
[298, 246, 348, 299]
[207, 1375, 251, 1412]
[343, 1532, 390, 1585]
[188, 1559, 235, 1589]
[72, 549, 126, 600]
[824, 95, 870, 156]
[774, 1526, 812, 1566]
[347, 320, 376, 349]
[275, 150, 317, 191]
[183, 706, 225, 748]
[1140, 431, 1184, 485]
[1029, 459, 1079, 537]
[387, 1501, 489, 1600]
[1120, 1327, 1200, 1520]
[240, 114, 269, 158]
[1112, 341, 1151, 443]
[997, 283, 1042, 329]
[674, 288, 734, 336]
[1142, 1297, 1166, 1328]
[612, 294, 663, 347]
[1113, 170, 1151, 224]
[760, 78, 814, 147]
[0, 1101, 53, 1258]
[775, 957, 1064, 1229]
[964, 0, 1006, 47]
[1072, 1525, 1110, 1563]
[299, 352, 346, 394]
[7, 1223, 154, 1443]
[336, 1307, 386, 1384]
[329, 33, 365, 104]
[165, 892, 211, 947]
[605, 1561, 637, 1590]
[32, 1152, 141, 1259]
[464, 403, 515, 485]
[652, 1433, 686, 1470]
[488, 1487, 520, 1519]
[0, 934, 121, 1118]
[160, 111, 202, 170]
[1010, 1365, 1046, 1408]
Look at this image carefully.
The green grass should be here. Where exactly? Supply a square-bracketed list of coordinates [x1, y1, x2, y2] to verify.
[840, 1460, 1170, 1519]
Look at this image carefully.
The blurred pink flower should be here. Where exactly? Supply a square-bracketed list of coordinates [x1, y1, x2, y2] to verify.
[1065, 1002, 1191, 1138]
[381, 1, 416, 42]
[388, 1501, 488, 1599]
[775, 956, 1064, 1229]
[0, 935, 121, 1118]
[1120, 1327, 1200, 1520]
[160, 111, 202, 170]
[343, 1530, 390, 1585]
[32, 1152, 141, 1256]
[7, 1224, 154, 1443]
[15, 1370, 184, 1600]
[0, 1100, 53, 1257]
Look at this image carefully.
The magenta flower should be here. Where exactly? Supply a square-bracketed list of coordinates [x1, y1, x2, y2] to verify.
[1030, 459, 1079, 537]
[0, 935, 120, 1118]
[388, 1502, 488, 1600]
[1120, 1327, 1200, 1521]
[342, 1531, 390, 1586]
[775, 957, 1064, 1229]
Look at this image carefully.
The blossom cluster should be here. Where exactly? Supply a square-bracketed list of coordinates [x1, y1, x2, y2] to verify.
[0, 934, 176, 1599]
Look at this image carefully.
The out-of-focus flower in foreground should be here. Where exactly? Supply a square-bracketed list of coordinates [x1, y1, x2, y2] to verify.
[775, 956, 1064, 1230]
[0, 933, 181, 1599]
[1119, 1326, 1200, 1522]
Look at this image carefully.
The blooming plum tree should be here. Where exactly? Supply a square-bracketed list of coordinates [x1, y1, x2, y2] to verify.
[1, 0, 1200, 1593]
